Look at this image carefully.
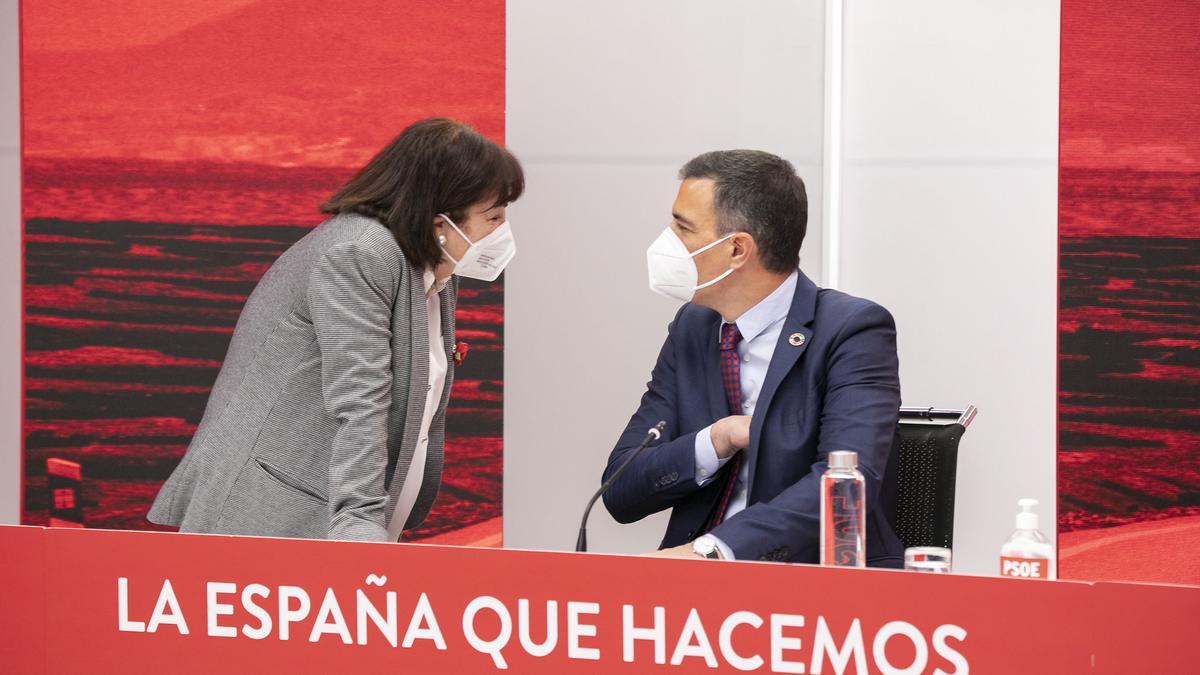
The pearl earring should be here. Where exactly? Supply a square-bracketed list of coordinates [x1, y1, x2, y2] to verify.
[438, 235, 447, 245]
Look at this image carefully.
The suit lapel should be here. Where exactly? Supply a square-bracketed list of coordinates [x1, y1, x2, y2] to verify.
[746, 272, 819, 496]
[702, 314, 729, 421]
[437, 276, 457, 412]
[388, 263, 430, 504]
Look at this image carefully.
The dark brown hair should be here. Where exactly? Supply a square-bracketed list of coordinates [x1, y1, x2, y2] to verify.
[321, 118, 524, 269]
[680, 150, 807, 274]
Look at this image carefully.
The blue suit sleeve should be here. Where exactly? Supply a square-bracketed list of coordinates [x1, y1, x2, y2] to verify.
[709, 302, 900, 562]
[602, 311, 707, 524]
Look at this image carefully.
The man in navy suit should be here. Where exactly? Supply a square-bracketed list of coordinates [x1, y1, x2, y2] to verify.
[603, 150, 904, 567]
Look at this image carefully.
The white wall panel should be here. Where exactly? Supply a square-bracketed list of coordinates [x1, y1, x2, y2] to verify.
[838, 0, 1061, 575]
[505, 0, 827, 554]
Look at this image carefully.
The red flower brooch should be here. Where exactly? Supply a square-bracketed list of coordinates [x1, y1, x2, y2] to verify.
[453, 341, 470, 366]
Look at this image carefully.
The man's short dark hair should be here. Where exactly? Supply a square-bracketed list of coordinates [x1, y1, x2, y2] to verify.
[679, 150, 807, 274]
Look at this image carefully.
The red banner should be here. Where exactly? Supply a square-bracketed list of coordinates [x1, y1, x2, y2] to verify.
[20, 0, 508, 543]
[1, 526, 1196, 673]
[1057, 0, 1200, 586]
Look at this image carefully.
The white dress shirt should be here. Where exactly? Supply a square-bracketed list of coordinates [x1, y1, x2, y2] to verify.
[387, 269, 449, 541]
[694, 270, 798, 559]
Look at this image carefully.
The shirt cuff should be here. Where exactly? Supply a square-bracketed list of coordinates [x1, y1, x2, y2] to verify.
[710, 535, 736, 561]
[693, 424, 730, 486]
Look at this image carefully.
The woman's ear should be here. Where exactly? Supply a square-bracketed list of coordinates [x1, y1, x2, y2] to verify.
[433, 215, 448, 246]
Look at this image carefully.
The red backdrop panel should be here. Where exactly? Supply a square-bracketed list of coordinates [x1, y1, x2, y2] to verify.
[20, 0, 506, 543]
[1057, 0, 1200, 583]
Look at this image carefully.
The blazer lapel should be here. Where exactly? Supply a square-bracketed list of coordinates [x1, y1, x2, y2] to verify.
[746, 271, 819, 496]
[388, 262, 431, 504]
[702, 314, 729, 422]
[436, 276, 457, 412]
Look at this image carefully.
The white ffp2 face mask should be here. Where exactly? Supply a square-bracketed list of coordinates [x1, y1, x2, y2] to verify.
[645, 227, 736, 302]
[439, 214, 516, 282]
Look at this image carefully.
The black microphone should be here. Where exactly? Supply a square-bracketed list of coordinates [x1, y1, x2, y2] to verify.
[576, 421, 667, 553]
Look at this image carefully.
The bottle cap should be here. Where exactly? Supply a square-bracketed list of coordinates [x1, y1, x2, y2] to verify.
[828, 451, 858, 470]
[1016, 498, 1039, 530]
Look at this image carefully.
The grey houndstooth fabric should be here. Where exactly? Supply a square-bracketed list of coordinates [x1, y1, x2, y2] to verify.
[148, 212, 457, 541]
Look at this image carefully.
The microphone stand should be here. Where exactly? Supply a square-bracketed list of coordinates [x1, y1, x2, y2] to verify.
[575, 421, 666, 552]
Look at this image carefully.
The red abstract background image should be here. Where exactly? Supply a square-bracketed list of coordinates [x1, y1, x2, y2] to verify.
[1057, 0, 1200, 582]
[21, 0, 506, 545]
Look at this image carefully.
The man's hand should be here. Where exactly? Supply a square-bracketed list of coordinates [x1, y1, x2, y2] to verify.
[711, 415, 751, 459]
[642, 543, 705, 559]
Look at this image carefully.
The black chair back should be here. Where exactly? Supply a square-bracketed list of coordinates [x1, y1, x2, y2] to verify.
[892, 406, 976, 550]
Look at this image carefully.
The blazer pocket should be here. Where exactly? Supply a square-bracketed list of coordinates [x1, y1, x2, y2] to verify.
[781, 405, 804, 429]
[252, 458, 328, 505]
[214, 459, 328, 539]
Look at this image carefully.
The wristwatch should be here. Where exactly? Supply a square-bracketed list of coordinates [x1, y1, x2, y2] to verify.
[692, 535, 723, 560]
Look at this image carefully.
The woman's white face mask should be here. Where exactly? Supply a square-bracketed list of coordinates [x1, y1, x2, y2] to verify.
[646, 227, 736, 302]
[438, 213, 516, 282]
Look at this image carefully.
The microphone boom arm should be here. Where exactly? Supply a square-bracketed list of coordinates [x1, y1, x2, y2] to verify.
[575, 421, 667, 553]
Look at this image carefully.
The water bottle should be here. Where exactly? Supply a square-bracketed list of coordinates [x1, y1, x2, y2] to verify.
[820, 450, 866, 568]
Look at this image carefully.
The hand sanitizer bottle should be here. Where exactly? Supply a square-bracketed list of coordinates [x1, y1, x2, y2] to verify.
[999, 498, 1055, 580]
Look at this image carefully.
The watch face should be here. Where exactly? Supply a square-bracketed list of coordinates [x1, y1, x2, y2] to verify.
[693, 537, 716, 557]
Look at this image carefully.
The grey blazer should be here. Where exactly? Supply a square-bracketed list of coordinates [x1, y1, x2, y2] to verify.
[148, 213, 457, 541]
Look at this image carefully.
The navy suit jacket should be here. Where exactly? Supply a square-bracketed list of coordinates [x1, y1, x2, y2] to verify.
[603, 271, 904, 567]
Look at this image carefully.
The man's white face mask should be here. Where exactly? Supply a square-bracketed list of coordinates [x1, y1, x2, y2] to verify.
[645, 227, 735, 302]
[438, 213, 516, 282]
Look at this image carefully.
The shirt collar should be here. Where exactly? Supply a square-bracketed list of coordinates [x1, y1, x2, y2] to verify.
[423, 269, 449, 299]
[725, 270, 798, 343]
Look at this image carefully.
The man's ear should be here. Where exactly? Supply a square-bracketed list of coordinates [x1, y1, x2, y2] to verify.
[729, 232, 755, 269]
